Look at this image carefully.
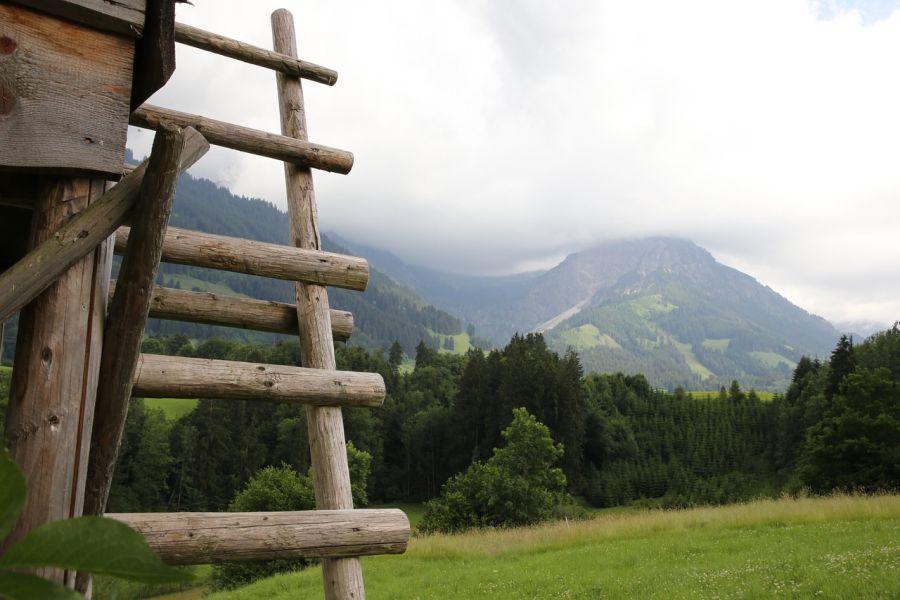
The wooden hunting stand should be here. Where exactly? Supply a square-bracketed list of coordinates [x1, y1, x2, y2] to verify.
[0, 2, 408, 598]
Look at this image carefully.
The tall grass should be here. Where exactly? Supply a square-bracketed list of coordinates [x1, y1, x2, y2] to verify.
[201, 494, 900, 599]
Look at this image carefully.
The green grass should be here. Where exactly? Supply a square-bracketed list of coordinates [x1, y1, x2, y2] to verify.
[686, 390, 776, 401]
[558, 325, 622, 351]
[701, 338, 730, 351]
[370, 503, 427, 530]
[200, 494, 900, 599]
[672, 341, 714, 380]
[142, 397, 199, 421]
[750, 351, 797, 370]
[429, 329, 474, 355]
[626, 294, 677, 318]
[165, 274, 248, 297]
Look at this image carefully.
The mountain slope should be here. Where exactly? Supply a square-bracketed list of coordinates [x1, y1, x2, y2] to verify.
[138, 170, 465, 356]
[341, 237, 840, 390]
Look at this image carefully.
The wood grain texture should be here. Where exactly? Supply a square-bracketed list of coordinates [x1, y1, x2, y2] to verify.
[131, 105, 353, 174]
[174, 22, 337, 85]
[0, 3, 134, 176]
[273, 9, 366, 599]
[0, 129, 208, 323]
[109, 509, 409, 564]
[114, 225, 369, 291]
[83, 123, 184, 520]
[8, 0, 145, 36]
[122, 284, 353, 341]
[132, 353, 385, 408]
[1, 177, 114, 584]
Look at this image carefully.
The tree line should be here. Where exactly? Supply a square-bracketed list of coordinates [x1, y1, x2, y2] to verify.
[83, 324, 898, 523]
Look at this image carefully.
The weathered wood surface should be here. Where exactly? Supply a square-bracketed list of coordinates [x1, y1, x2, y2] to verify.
[174, 22, 337, 85]
[131, 105, 354, 174]
[8, 0, 146, 36]
[0, 3, 134, 176]
[0, 128, 208, 323]
[132, 353, 386, 408]
[1, 177, 115, 585]
[83, 124, 185, 523]
[114, 225, 369, 291]
[130, 0, 176, 110]
[273, 10, 367, 598]
[110, 509, 409, 564]
[123, 284, 353, 341]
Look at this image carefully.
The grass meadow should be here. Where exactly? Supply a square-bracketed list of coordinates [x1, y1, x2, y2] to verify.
[183, 494, 900, 600]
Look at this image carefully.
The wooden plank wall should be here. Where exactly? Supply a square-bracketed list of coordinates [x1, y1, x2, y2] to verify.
[0, 3, 133, 177]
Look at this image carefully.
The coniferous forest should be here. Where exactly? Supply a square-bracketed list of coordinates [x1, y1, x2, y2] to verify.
[5, 325, 892, 522]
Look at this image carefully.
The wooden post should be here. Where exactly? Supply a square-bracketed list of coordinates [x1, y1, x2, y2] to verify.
[1, 177, 115, 586]
[0, 129, 209, 324]
[272, 10, 366, 599]
[83, 123, 187, 521]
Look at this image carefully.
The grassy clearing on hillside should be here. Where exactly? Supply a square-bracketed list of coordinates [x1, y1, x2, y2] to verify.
[559, 324, 621, 351]
[672, 340, 715, 380]
[201, 494, 900, 599]
[750, 350, 797, 369]
[143, 397, 199, 421]
[430, 329, 473, 355]
[165, 274, 248, 297]
[686, 390, 777, 401]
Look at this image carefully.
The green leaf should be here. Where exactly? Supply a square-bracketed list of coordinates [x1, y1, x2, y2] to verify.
[0, 449, 27, 541]
[0, 517, 192, 584]
[0, 572, 83, 600]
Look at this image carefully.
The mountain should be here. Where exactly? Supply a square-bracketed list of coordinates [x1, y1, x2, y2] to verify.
[131, 168, 467, 358]
[337, 237, 840, 391]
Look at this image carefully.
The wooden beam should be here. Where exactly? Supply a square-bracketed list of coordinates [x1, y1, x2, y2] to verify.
[0, 177, 115, 584]
[131, 105, 354, 174]
[115, 226, 369, 292]
[121, 284, 353, 341]
[83, 123, 185, 523]
[0, 129, 209, 324]
[132, 354, 385, 408]
[110, 509, 409, 564]
[273, 10, 367, 598]
[174, 22, 338, 86]
[8, 0, 146, 37]
[0, 3, 134, 177]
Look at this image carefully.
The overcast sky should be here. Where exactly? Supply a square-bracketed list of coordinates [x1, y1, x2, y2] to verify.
[129, 0, 900, 331]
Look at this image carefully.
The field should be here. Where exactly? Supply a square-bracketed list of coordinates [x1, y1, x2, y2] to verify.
[193, 494, 899, 599]
[143, 397, 199, 421]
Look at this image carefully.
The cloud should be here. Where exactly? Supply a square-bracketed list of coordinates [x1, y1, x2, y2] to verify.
[129, 0, 900, 327]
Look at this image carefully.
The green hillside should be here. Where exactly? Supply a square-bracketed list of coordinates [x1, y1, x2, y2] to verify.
[200, 495, 900, 600]
[133, 168, 466, 358]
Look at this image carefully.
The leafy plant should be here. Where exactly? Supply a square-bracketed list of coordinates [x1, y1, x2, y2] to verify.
[0, 449, 191, 599]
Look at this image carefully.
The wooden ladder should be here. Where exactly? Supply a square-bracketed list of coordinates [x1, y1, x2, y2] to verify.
[0, 8, 406, 599]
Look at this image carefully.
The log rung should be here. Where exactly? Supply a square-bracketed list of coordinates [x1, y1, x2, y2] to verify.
[132, 353, 385, 407]
[110, 509, 409, 564]
[115, 226, 369, 292]
[131, 105, 353, 174]
[114, 284, 353, 341]
[174, 22, 338, 86]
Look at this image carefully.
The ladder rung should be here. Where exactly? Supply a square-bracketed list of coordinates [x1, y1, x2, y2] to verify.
[131, 105, 353, 174]
[174, 22, 338, 86]
[110, 509, 409, 564]
[115, 226, 369, 292]
[132, 354, 384, 407]
[113, 284, 353, 341]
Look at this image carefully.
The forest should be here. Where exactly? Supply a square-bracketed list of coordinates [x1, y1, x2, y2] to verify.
[5, 324, 894, 522]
